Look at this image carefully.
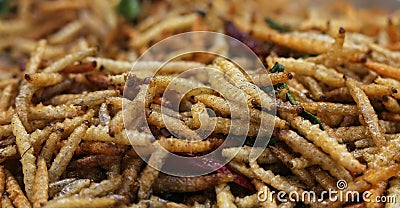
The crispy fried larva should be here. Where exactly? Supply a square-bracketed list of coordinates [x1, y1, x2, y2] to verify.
[0, 83, 16, 111]
[11, 114, 36, 201]
[117, 157, 143, 201]
[251, 72, 292, 86]
[227, 161, 255, 179]
[28, 104, 87, 120]
[297, 76, 325, 100]
[268, 57, 345, 88]
[130, 13, 198, 48]
[49, 178, 78, 198]
[0, 166, 4, 195]
[5, 169, 32, 208]
[345, 77, 386, 147]
[270, 145, 316, 188]
[99, 102, 111, 126]
[299, 102, 359, 116]
[374, 77, 400, 89]
[82, 125, 131, 145]
[290, 157, 316, 169]
[0, 145, 17, 163]
[382, 96, 400, 113]
[40, 130, 63, 165]
[235, 194, 259, 208]
[79, 175, 122, 197]
[365, 180, 387, 208]
[1, 195, 13, 208]
[138, 147, 167, 200]
[153, 173, 234, 193]
[281, 113, 366, 173]
[148, 111, 202, 141]
[42, 47, 97, 73]
[16, 39, 46, 130]
[385, 177, 400, 208]
[215, 183, 237, 208]
[47, 90, 120, 106]
[24, 73, 63, 87]
[278, 130, 352, 181]
[194, 94, 287, 129]
[54, 179, 91, 199]
[49, 122, 88, 182]
[365, 60, 400, 81]
[249, 160, 313, 206]
[252, 179, 278, 208]
[308, 166, 337, 191]
[259, 31, 332, 54]
[214, 58, 275, 110]
[48, 20, 83, 44]
[158, 137, 221, 153]
[43, 196, 118, 208]
[33, 157, 49, 208]
[208, 68, 253, 107]
[222, 146, 278, 164]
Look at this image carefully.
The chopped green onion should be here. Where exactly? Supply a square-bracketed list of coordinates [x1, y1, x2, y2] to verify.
[265, 17, 290, 33]
[117, 0, 140, 21]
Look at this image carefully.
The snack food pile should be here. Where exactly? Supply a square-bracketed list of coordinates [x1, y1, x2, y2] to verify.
[0, 0, 400, 207]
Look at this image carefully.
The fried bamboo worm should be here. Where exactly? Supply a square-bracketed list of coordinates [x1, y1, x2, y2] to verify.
[278, 130, 352, 181]
[385, 177, 400, 208]
[0, 124, 12, 139]
[158, 137, 222, 153]
[0, 145, 17, 163]
[214, 58, 275, 110]
[382, 96, 400, 113]
[11, 114, 36, 201]
[252, 179, 278, 208]
[5, 169, 31, 208]
[79, 175, 122, 197]
[365, 180, 387, 208]
[222, 146, 278, 164]
[270, 145, 316, 188]
[297, 76, 325, 100]
[0, 166, 4, 195]
[308, 166, 337, 191]
[299, 102, 359, 116]
[24, 73, 63, 87]
[0, 83, 16, 111]
[249, 160, 313, 206]
[215, 183, 237, 208]
[138, 147, 168, 200]
[194, 94, 288, 129]
[148, 111, 203, 141]
[48, 20, 84, 44]
[130, 13, 199, 48]
[49, 178, 78, 198]
[33, 157, 49, 208]
[54, 179, 91, 199]
[345, 76, 386, 147]
[47, 90, 119, 106]
[42, 47, 97, 73]
[117, 157, 143, 202]
[152, 173, 234, 193]
[268, 57, 345, 88]
[1, 195, 13, 208]
[16, 40, 46, 131]
[43, 196, 119, 208]
[365, 60, 400, 82]
[48, 122, 89, 182]
[251, 72, 293, 86]
[281, 113, 365, 174]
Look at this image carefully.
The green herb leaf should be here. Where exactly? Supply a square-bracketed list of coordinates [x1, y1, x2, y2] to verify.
[0, 0, 11, 15]
[269, 137, 279, 144]
[269, 62, 285, 73]
[117, 0, 140, 21]
[300, 111, 324, 130]
[265, 17, 290, 33]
